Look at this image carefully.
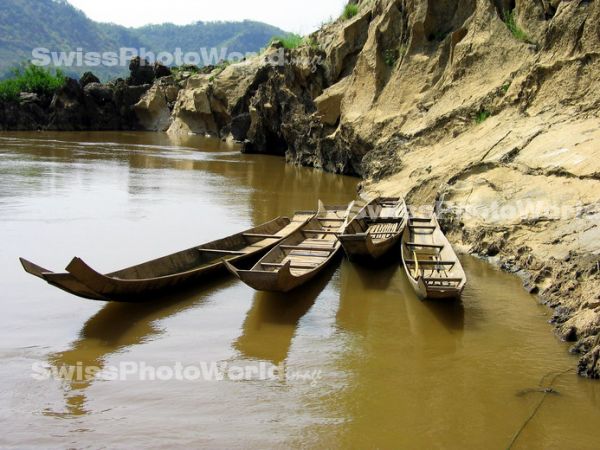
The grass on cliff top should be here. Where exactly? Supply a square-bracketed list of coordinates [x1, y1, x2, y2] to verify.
[504, 10, 530, 43]
[342, 3, 360, 20]
[270, 33, 304, 50]
[0, 64, 66, 102]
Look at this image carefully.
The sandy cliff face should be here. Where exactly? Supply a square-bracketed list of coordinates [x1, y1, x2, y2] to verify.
[141, 0, 600, 377]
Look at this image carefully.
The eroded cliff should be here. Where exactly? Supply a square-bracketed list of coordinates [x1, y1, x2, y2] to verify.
[147, 0, 600, 377]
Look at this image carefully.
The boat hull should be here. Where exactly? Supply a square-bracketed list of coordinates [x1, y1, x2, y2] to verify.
[20, 258, 108, 301]
[401, 214, 466, 301]
[20, 215, 313, 302]
[338, 233, 401, 262]
[226, 250, 341, 293]
[226, 202, 350, 293]
[339, 197, 406, 263]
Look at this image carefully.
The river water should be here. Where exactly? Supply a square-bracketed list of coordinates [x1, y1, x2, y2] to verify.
[0, 131, 598, 449]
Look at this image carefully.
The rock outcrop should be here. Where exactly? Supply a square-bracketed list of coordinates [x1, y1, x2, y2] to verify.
[0, 58, 173, 131]
[158, 0, 600, 377]
[134, 76, 180, 131]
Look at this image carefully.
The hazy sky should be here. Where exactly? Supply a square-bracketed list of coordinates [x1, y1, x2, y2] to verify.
[67, 0, 348, 34]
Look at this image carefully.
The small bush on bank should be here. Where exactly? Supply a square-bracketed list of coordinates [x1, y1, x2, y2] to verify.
[475, 110, 492, 124]
[504, 10, 530, 43]
[0, 64, 66, 102]
[342, 3, 360, 20]
[270, 34, 304, 50]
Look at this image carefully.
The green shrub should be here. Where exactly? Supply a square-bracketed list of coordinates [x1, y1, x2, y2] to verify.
[270, 33, 304, 50]
[383, 49, 398, 67]
[503, 10, 529, 42]
[0, 64, 66, 102]
[171, 64, 201, 75]
[475, 110, 492, 124]
[342, 3, 359, 20]
[0, 79, 20, 101]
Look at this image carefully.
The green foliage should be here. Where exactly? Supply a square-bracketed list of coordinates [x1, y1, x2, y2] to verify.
[171, 64, 201, 75]
[501, 81, 511, 93]
[305, 37, 321, 51]
[0, 79, 20, 102]
[475, 110, 492, 124]
[270, 34, 304, 50]
[503, 10, 530, 43]
[0, 64, 65, 102]
[342, 4, 360, 20]
[383, 49, 398, 67]
[383, 44, 408, 67]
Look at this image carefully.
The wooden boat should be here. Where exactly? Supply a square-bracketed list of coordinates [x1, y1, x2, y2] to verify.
[401, 212, 466, 300]
[338, 196, 407, 262]
[20, 214, 314, 302]
[226, 201, 352, 293]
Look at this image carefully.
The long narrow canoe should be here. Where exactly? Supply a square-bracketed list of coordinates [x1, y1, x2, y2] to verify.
[226, 201, 352, 293]
[20, 213, 314, 302]
[338, 196, 407, 262]
[400, 212, 466, 300]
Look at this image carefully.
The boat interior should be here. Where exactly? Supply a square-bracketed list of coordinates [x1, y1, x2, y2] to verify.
[403, 216, 463, 291]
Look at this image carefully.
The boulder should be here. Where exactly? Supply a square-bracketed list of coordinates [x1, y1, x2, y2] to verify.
[134, 78, 179, 131]
[79, 72, 100, 87]
[18, 92, 40, 103]
[314, 76, 351, 126]
[84, 82, 114, 105]
[153, 62, 172, 79]
[230, 112, 251, 141]
[127, 57, 155, 86]
[48, 78, 87, 130]
[167, 80, 219, 135]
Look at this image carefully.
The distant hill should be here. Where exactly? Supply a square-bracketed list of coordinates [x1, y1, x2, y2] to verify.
[0, 0, 287, 80]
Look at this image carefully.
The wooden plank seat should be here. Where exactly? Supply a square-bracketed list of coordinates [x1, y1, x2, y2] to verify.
[408, 225, 436, 230]
[404, 260, 456, 266]
[281, 245, 336, 252]
[405, 242, 444, 249]
[261, 262, 318, 269]
[284, 252, 333, 258]
[302, 230, 339, 235]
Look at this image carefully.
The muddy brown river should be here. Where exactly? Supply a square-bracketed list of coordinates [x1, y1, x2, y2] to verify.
[1, 131, 599, 449]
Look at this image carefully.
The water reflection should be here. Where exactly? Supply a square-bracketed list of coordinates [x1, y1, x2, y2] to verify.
[0, 132, 357, 225]
[234, 264, 337, 364]
[337, 259, 465, 343]
[46, 277, 237, 417]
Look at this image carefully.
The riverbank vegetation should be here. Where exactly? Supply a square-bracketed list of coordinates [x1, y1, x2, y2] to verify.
[0, 65, 66, 102]
[342, 3, 360, 20]
[270, 34, 304, 50]
[504, 9, 530, 43]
